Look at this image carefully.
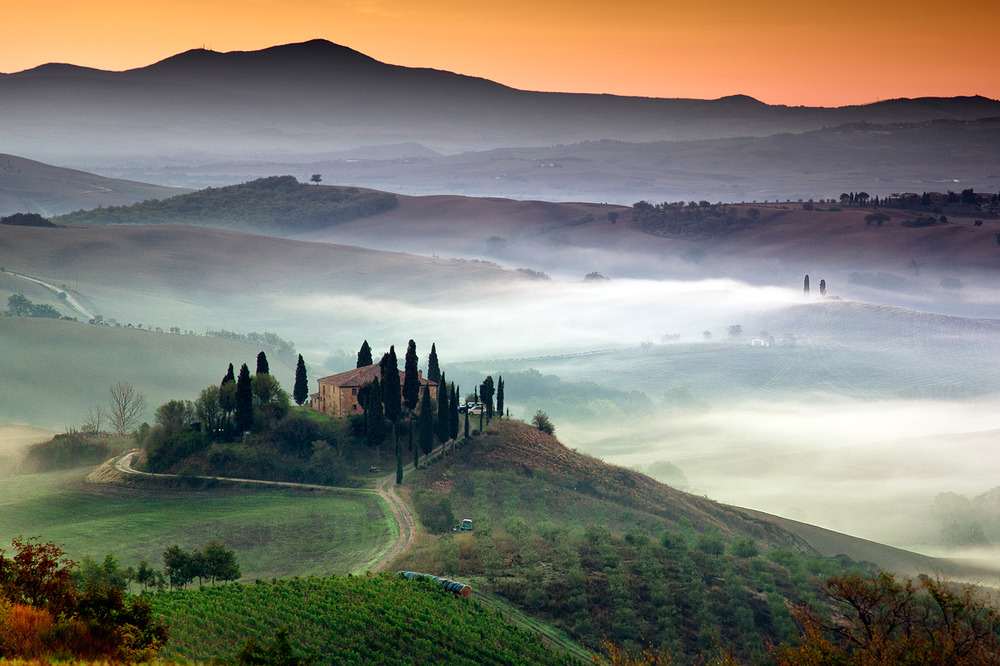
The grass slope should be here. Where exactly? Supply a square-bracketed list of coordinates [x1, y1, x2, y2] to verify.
[148, 574, 577, 665]
[0, 467, 394, 579]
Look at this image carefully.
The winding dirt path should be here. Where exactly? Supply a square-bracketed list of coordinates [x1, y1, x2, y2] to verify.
[111, 444, 448, 572]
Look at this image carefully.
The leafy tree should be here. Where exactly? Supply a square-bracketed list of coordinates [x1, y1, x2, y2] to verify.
[162, 545, 193, 588]
[236, 364, 253, 433]
[480, 375, 495, 421]
[108, 382, 147, 435]
[419, 385, 434, 455]
[196, 385, 224, 434]
[773, 571, 1000, 665]
[380, 348, 401, 425]
[0, 536, 77, 613]
[136, 559, 155, 590]
[252, 373, 281, 406]
[202, 541, 241, 584]
[155, 399, 195, 436]
[356, 340, 373, 368]
[310, 174, 322, 186]
[256, 351, 269, 375]
[427, 343, 441, 383]
[219, 380, 238, 431]
[402, 340, 420, 411]
[436, 373, 450, 443]
[532, 410, 555, 435]
[293, 354, 308, 406]
[497, 376, 505, 418]
[728, 324, 743, 339]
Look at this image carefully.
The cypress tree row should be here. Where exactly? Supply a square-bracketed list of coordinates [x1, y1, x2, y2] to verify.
[235, 363, 253, 433]
[427, 343, 441, 383]
[293, 354, 308, 406]
[256, 351, 269, 375]
[357, 340, 373, 368]
[436, 373, 450, 443]
[480, 375, 495, 421]
[402, 340, 420, 411]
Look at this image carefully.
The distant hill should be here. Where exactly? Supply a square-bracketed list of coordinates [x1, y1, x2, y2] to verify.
[53, 175, 398, 233]
[0, 153, 188, 217]
[2, 39, 998, 172]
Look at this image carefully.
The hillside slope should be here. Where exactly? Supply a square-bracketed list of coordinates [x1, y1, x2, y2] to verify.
[0, 153, 188, 217]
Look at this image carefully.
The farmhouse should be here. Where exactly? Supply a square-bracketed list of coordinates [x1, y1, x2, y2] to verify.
[313, 365, 438, 418]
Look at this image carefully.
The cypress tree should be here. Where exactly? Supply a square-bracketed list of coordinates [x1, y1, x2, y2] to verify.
[402, 339, 420, 411]
[380, 348, 401, 425]
[221, 363, 235, 388]
[357, 340, 373, 368]
[464, 407, 470, 439]
[235, 363, 253, 433]
[427, 343, 441, 383]
[480, 375, 495, 421]
[293, 354, 308, 406]
[496, 376, 504, 419]
[449, 384, 460, 440]
[803, 274, 810, 295]
[436, 373, 449, 443]
[365, 378, 385, 449]
[256, 351, 269, 375]
[419, 385, 434, 455]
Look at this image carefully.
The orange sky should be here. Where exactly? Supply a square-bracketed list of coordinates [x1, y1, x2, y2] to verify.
[5, 0, 999, 106]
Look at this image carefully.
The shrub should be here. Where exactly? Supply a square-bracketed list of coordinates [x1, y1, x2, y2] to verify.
[532, 411, 555, 435]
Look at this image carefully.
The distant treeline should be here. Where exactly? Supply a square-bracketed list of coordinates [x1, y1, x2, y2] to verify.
[52, 176, 398, 233]
[630, 201, 758, 240]
[1, 212, 59, 227]
[205, 329, 296, 365]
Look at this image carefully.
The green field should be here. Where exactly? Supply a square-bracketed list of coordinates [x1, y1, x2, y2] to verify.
[0, 467, 395, 579]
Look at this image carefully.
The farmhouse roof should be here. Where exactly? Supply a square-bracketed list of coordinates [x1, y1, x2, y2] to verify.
[318, 364, 433, 388]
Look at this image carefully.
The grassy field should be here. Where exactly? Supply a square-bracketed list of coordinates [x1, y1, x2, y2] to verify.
[0, 466, 396, 580]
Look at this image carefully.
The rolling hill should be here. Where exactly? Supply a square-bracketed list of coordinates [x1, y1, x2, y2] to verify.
[0, 153, 188, 217]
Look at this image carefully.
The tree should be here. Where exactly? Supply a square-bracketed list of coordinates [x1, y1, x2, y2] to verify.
[449, 384, 460, 440]
[0, 536, 78, 613]
[396, 429, 403, 484]
[496, 376, 505, 418]
[251, 373, 281, 406]
[419, 385, 435, 455]
[356, 340, 373, 368]
[427, 343, 441, 383]
[155, 399, 195, 436]
[436, 373, 450, 443]
[293, 354, 308, 406]
[480, 375, 495, 421]
[380, 348, 401, 425]
[819, 279, 827, 297]
[310, 174, 322, 186]
[727, 324, 743, 339]
[202, 541, 240, 584]
[219, 380, 237, 432]
[803, 274, 810, 295]
[256, 351, 269, 375]
[196, 385, 224, 434]
[222, 363, 235, 387]
[162, 545, 193, 588]
[532, 410, 555, 435]
[135, 559, 155, 590]
[235, 363, 253, 433]
[773, 571, 1000, 665]
[108, 382, 147, 435]
[82, 404, 109, 435]
[363, 378, 385, 449]
[402, 340, 420, 411]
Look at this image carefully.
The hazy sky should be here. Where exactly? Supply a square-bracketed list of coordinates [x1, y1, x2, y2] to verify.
[5, 0, 998, 106]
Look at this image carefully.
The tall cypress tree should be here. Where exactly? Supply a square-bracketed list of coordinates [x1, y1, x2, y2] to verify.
[436, 373, 450, 443]
[496, 376, 504, 419]
[419, 385, 434, 455]
[357, 340, 373, 368]
[427, 343, 441, 383]
[293, 354, 308, 406]
[402, 340, 420, 411]
[380, 348, 401, 425]
[449, 384, 460, 440]
[221, 363, 235, 387]
[235, 363, 253, 433]
[480, 375, 495, 421]
[464, 407, 470, 439]
[256, 351, 269, 375]
[365, 378, 385, 449]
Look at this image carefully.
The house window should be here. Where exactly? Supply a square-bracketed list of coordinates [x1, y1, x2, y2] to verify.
[352, 388, 357, 395]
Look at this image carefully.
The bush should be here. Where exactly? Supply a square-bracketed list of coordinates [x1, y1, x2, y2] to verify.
[531, 411, 555, 435]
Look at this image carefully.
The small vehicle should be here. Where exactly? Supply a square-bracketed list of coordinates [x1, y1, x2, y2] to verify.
[459, 402, 482, 414]
[452, 518, 473, 532]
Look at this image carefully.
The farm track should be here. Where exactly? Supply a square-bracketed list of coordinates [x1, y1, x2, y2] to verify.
[111, 443, 447, 573]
